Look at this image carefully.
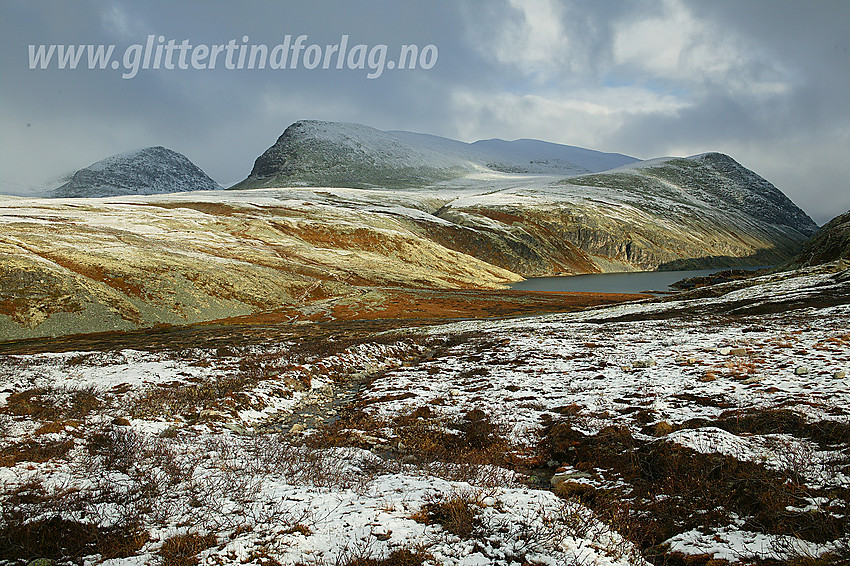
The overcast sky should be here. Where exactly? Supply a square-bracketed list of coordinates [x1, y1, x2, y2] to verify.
[1, 0, 847, 224]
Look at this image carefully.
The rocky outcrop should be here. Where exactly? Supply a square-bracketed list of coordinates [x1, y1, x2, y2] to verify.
[53, 146, 220, 198]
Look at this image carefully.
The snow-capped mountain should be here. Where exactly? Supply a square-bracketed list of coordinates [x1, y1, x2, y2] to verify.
[430, 152, 818, 275]
[0, 120, 823, 340]
[53, 146, 220, 198]
[231, 120, 637, 189]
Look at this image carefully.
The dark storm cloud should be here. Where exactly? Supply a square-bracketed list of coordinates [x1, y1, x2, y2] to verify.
[1, 0, 847, 223]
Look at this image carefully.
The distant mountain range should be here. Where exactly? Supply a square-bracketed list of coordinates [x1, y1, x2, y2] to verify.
[228, 120, 817, 273]
[0, 120, 831, 340]
[232, 120, 638, 189]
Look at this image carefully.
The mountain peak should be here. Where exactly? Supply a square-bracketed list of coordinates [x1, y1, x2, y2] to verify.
[53, 146, 220, 198]
[232, 120, 638, 189]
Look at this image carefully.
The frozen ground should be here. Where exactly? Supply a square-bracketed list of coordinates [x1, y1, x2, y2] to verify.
[0, 265, 847, 565]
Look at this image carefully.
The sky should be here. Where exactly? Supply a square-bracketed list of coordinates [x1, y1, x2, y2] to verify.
[1, 0, 847, 225]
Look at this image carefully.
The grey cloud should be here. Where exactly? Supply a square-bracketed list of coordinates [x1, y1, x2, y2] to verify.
[0, 0, 847, 224]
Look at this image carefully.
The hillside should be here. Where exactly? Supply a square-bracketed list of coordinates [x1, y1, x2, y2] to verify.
[788, 209, 850, 267]
[53, 146, 220, 198]
[0, 121, 821, 340]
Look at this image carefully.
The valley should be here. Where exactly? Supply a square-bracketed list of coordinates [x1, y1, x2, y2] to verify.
[0, 120, 847, 566]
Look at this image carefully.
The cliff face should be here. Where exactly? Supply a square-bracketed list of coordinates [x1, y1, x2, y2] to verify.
[53, 146, 220, 198]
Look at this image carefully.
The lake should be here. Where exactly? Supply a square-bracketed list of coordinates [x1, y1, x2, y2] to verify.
[510, 267, 764, 295]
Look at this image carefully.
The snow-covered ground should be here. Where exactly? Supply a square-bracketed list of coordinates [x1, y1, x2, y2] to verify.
[0, 267, 847, 565]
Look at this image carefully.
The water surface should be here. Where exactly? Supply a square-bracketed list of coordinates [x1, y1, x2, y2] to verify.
[510, 267, 763, 295]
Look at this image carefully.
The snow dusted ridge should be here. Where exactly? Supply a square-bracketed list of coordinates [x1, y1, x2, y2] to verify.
[0, 265, 847, 565]
[52, 146, 220, 198]
[0, 182, 817, 340]
[0, 120, 820, 340]
[582, 152, 818, 238]
[232, 120, 816, 272]
[232, 120, 638, 190]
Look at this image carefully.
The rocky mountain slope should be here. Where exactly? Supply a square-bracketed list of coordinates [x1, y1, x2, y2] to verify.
[231, 121, 817, 275]
[231, 121, 637, 190]
[788, 209, 850, 267]
[53, 146, 220, 198]
[0, 121, 821, 340]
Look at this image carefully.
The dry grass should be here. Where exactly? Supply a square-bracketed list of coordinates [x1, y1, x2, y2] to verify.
[0, 480, 149, 563]
[537, 410, 850, 565]
[159, 533, 218, 566]
[2, 386, 100, 421]
[308, 404, 526, 484]
[411, 490, 482, 539]
[0, 437, 74, 467]
[338, 548, 432, 566]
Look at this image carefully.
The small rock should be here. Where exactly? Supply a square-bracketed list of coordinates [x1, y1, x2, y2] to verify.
[282, 377, 308, 392]
[729, 347, 748, 357]
[546, 459, 559, 468]
[159, 426, 179, 438]
[397, 441, 406, 451]
[795, 366, 809, 376]
[199, 409, 228, 420]
[449, 388, 462, 397]
[833, 370, 846, 379]
[289, 423, 306, 434]
[719, 347, 732, 355]
[550, 470, 592, 488]
[112, 417, 131, 426]
[360, 434, 380, 445]
[633, 359, 657, 369]
[742, 376, 764, 384]
[699, 372, 717, 382]
[223, 422, 249, 435]
[402, 455, 416, 464]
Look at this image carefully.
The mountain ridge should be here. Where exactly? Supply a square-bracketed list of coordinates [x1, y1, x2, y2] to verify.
[0, 119, 827, 341]
[232, 120, 638, 190]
